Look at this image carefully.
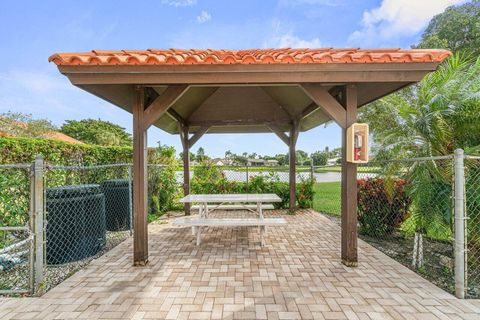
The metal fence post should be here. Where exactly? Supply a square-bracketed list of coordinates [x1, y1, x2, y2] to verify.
[246, 164, 249, 187]
[454, 148, 466, 299]
[128, 165, 133, 236]
[310, 158, 314, 181]
[33, 155, 45, 295]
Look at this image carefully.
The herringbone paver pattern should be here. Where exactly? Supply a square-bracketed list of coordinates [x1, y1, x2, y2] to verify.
[1, 210, 479, 319]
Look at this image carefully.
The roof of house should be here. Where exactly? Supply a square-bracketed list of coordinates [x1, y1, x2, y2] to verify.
[41, 131, 84, 144]
[49, 48, 451, 66]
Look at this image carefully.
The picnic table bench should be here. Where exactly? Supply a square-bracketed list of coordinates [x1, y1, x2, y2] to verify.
[174, 194, 286, 246]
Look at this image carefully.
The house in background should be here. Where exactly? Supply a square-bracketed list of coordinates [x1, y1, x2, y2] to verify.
[327, 157, 341, 165]
[41, 131, 84, 144]
[265, 159, 279, 166]
[0, 117, 84, 144]
[247, 159, 265, 166]
[211, 158, 225, 166]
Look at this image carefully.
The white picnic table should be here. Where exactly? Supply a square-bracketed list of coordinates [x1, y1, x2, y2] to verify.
[175, 193, 286, 246]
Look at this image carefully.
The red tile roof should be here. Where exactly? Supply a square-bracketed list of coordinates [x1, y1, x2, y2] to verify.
[49, 48, 451, 66]
[41, 131, 84, 144]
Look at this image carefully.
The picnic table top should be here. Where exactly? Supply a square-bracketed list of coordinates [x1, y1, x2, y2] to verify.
[179, 193, 282, 203]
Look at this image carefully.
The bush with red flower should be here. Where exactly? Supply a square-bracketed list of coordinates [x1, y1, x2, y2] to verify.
[357, 177, 411, 237]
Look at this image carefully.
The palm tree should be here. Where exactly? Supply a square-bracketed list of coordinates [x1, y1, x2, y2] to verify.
[360, 54, 480, 268]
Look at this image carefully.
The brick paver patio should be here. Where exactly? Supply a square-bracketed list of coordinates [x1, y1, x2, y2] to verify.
[1, 210, 479, 319]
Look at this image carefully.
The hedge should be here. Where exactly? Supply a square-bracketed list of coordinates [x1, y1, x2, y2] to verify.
[0, 136, 132, 165]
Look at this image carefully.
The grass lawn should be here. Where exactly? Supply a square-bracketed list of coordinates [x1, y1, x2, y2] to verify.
[314, 166, 379, 173]
[230, 166, 312, 172]
[313, 181, 341, 216]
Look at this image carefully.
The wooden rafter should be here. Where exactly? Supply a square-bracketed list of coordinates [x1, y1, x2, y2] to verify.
[267, 124, 290, 146]
[189, 126, 209, 147]
[296, 102, 318, 121]
[167, 108, 186, 126]
[143, 85, 189, 129]
[300, 84, 347, 128]
[188, 119, 287, 127]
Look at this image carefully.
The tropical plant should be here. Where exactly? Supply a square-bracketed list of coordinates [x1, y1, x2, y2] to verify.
[360, 54, 480, 267]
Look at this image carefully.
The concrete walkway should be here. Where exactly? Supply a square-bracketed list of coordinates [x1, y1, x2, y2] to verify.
[1, 210, 479, 319]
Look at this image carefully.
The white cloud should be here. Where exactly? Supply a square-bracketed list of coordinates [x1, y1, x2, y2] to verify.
[196, 10, 211, 23]
[161, 0, 196, 7]
[349, 0, 466, 46]
[0, 70, 73, 94]
[265, 32, 321, 48]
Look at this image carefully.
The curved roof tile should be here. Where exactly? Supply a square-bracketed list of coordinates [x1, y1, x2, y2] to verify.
[49, 48, 451, 66]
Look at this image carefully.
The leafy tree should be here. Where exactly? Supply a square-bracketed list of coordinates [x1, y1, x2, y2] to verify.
[179, 151, 195, 161]
[0, 111, 56, 138]
[360, 54, 480, 157]
[296, 150, 308, 165]
[224, 150, 232, 160]
[360, 54, 480, 267]
[195, 147, 209, 161]
[274, 153, 288, 165]
[311, 151, 328, 166]
[60, 118, 132, 146]
[233, 154, 247, 165]
[414, 1, 480, 56]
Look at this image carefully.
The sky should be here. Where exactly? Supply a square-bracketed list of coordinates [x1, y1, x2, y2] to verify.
[0, 0, 465, 158]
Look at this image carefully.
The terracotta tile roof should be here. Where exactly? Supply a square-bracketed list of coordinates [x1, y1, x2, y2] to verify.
[42, 131, 84, 144]
[49, 48, 451, 66]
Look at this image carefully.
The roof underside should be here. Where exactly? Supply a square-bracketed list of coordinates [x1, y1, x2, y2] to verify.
[50, 48, 451, 134]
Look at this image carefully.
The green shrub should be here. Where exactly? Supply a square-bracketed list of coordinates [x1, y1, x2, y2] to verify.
[0, 137, 181, 224]
[296, 178, 315, 209]
[357, 178, 411, 237]
[190, 162, 314, 209]
[148, 146, 181, 216]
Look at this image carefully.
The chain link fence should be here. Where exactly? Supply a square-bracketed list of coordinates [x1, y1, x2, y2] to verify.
[43, 163, 133, 292]
[175, 165, 315, 184]
[465, 156, 480, 298]
[313, 154, 479, 298]
[0, 164, 33, 295]
[1, 154, 479, 298]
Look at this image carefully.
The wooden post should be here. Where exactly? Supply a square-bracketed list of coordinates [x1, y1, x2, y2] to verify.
[289, 122, 299, 211]
[180, 123, 191, 215]
[133, 86, 148, 266]
[341, 84, 358, 267]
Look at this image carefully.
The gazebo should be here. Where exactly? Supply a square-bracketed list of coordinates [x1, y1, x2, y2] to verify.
[49, 48, 450, 267]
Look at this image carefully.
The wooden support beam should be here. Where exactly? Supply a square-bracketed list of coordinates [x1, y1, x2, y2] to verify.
[188, 119, 287, 127]
[297, 102, 319, 121]
[289, 120, 299, 211]
[167, 108, 186, 126]
[188, 126, 209, 147]
[133, 86, 148, 266]
[268, 124, 290, 146]
[300, 84, 347, 128]
[179, 123, 191, 215]
[341, 84, 358, 267]
[143, 85, 188, 129]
